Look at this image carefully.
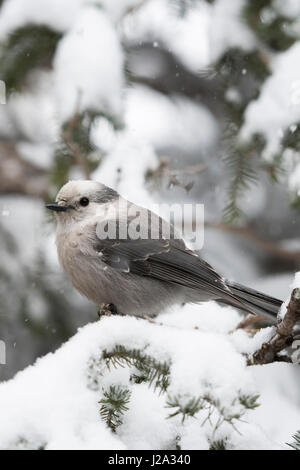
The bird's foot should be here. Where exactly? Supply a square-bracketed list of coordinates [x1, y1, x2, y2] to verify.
[142, 314, 157, 324]
[97, 303, 118, 320]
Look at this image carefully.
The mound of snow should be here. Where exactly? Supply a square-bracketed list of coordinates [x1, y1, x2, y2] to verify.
[0, 301, 295, 450]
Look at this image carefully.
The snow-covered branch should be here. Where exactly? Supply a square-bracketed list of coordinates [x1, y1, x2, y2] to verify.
[249, 277, 300, 365]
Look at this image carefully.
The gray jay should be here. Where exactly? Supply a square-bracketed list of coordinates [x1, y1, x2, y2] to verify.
[46, 180, 282, 320]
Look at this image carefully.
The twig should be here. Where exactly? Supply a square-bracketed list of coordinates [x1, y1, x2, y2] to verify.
[122, 0, 149, 18]
[206, 222, 300, 263]
[148, 156, 206, 192]
[248, 288, 300, 365]
[61, 91, 91, 180]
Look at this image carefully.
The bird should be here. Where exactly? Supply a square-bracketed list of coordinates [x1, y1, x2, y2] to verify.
[46, 180, 283, 321]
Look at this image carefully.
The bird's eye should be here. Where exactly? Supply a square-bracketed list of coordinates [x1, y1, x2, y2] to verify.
[79, 197, 89, 207]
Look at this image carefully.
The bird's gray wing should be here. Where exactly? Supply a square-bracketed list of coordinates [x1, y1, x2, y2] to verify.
[92, 220, 246, 306]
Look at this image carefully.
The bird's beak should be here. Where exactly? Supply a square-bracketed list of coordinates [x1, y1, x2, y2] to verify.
[46, 202, 73, 212]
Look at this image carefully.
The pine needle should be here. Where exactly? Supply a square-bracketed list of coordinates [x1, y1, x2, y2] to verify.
[99, 385, 131, 433]
[288, 431, 300, 450]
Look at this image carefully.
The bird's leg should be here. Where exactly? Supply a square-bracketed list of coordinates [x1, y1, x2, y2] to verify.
[97, 303, 118, 320]
[142, 314, 157, 324]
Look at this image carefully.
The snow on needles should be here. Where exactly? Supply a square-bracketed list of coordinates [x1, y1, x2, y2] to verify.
[125, 85, 219, 153]
[289, 163, 300, 198]
[209, 0, 256, 62]
[279, 271, 300, 319]
[92, 132, 158, 207]
[0, 0, 147, 38]
[0, 0, 90, 37]
[53, 7, 124, 123]
[241, 42, 300, 160]
[292, 271, 300, 289]
[0, 310, 279, 450]
[123, 0, 211, 72]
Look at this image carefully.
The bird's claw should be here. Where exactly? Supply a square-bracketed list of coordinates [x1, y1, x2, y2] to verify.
[98, 303, 118, 320]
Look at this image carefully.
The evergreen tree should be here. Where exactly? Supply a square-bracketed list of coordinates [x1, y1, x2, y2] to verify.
[0, 0, 299, 449]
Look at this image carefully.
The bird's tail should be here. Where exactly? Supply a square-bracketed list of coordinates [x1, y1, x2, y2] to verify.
[226, 281, 283, 321]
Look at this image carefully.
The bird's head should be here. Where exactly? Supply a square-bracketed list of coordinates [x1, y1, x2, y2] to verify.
[46, 180, 118, 225]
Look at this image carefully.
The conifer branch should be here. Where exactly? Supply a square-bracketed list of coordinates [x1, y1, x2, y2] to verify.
[209, 438, 229, 450]
[89, 344, 261, 445]
[102, 345, 170, 393]
[166, 391, 259, 431]
[60, 94, 92, 180]
[288, 431, 300, 450]
[166, 395, 206, 422]
[238, 394, 260, 410]
[0, 25, 61, 91]
[99, 385, 131, 433]
[223, 149, 258, 223]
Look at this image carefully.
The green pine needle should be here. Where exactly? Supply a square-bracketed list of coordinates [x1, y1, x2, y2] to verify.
[166, 395, 206, 422]
[223, 149, 258, 223]
[288, 431, 300, 450]
[90, 347, 261, 442]
[0, 25, 62, 91]
[243, 0, 297, 52]
[209, 438, 229, 450]
[99, 385, 131, 433]
[238, 393, 260, 410]
[102, 345, 170, 393]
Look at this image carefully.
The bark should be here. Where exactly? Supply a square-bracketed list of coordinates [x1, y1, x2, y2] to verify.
[249, 288, 300, 365]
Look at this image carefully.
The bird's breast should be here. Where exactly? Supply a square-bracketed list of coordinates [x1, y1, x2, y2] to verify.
[56, 228, 110, 303]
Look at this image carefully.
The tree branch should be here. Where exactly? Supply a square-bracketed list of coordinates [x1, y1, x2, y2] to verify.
[248, 288, 300, 365]
[206, 222, 300, 263]
[61, 92, 91, 180]
[147, 156, 206, 192]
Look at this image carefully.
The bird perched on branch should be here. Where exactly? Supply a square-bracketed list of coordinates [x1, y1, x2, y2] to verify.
[47, 180, 282, 320]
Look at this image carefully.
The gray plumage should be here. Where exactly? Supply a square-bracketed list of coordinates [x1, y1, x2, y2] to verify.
[47, 180, 282, 320]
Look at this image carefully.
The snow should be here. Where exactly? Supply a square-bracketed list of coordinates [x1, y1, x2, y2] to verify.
[17, 142, 54, 170]
[209, 0, 256, 62]
[92, 132, 158, 207]
[125, 85, 219, 152]
[100, 0, 144, 23]
[0, 0, 299, 451]
[241, 42, 300, 160]
[0, 0, 90, 38]
[292, 272, 300, 289]
[250, 364, 300, 446]
[123, 0, 211, 72]
[0, 70, 57, 146]
[123, 0, 256, 67]
[0, 306, 291, 450]
[0, 0, 155, 38]
[0, 293, 299, 449]
[279, 272, 300, 319]
[273, 0, 300, 18]
[240, 40, 300, 197]
[289, 163, 300, 197]
[53, 7, 124, 123]
[0, 196, 49, 266]
[90, 116, 116, 154]
[166, 2, 211, 71]
[232, 327, 276, 357]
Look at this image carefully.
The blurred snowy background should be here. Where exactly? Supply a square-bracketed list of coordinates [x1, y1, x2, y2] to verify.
[0, 0, 300, 450]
